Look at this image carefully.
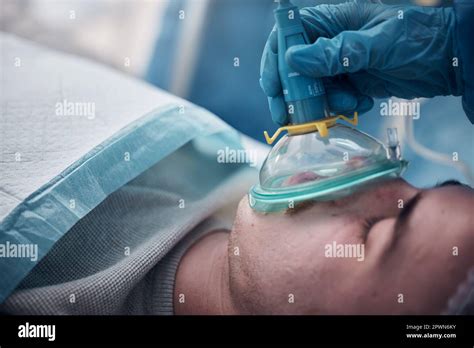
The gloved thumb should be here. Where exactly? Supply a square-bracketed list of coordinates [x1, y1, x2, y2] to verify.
[286, 30, 374, 78]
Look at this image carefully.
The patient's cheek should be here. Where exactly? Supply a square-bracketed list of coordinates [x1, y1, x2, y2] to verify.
[228, 197, 285, 313]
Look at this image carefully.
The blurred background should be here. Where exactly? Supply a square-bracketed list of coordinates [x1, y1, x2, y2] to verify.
[1, 0, 472, 187]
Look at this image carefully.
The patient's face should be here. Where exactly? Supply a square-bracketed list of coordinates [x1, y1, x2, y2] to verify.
[229, 179, 474, 314]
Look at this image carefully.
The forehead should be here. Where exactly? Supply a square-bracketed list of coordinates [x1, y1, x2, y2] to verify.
[414, 185, 474, 215]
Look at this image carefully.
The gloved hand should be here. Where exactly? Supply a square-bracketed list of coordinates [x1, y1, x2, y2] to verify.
[260, 2, 463, 126]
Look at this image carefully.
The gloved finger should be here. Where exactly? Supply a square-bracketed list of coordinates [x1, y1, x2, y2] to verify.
[355, 71, 423, 100]
[325, 86, 374, 115]
[300, 3, 361, 42]
[323, 77, 374, 114]
[268, 94, 288, 126]
[323, 76, 364, 113]
[325, 86, 358, 113]
[349, 72, 392, 99]
[286, 29, 380, 78]
[354, 94, 374, 115]
[260, 28, 282, 98]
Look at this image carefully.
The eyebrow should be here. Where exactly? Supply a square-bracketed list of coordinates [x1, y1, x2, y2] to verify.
[393, 191, 424, 244]
[436, 180, 462, 187]
[436, 180, 472, 189]
[392, 180, 471, 240]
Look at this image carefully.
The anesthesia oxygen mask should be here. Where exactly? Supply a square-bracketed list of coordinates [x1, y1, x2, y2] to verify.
[248, 0, 407, 212]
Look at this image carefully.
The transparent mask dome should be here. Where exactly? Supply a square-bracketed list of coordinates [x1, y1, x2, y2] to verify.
[249, 125, 407, 212]
[260, 124, 391, 190]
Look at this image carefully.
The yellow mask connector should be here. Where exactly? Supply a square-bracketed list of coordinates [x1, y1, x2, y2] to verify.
[263, 112, 359, 145]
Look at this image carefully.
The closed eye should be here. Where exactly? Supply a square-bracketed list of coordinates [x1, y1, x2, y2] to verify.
[393, 191, 424, 244]
[361, 216, 384, 236]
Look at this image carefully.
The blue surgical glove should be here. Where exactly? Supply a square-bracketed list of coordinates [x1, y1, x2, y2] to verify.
[260, 2, 463, 126]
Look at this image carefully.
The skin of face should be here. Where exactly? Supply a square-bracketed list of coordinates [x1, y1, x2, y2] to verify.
[175, 179, 474, 315]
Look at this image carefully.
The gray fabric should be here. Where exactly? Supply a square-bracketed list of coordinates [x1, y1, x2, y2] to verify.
[0, 142, 254, 315]
[124, 218, 226, 315]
